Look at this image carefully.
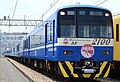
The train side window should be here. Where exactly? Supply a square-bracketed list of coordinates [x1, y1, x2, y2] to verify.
[45, 23, 48, 44]
[17, 44, 20, 51]
[23, 40, 26, 49]
[50, 22, 53, 41]
[116, 24, 119, 42]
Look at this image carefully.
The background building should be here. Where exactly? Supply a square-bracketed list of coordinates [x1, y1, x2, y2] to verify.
[0, 31, 27, 55]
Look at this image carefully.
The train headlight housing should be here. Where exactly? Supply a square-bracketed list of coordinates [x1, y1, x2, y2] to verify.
[101, 50, 110, 55]
[84, 60, 93, 67]
[75, 62, 79, 67]
[63, 50, 73, 54]
[60, 11, 65, 15]
[84, 61, 91, 66]
[105, 13, 109, 16]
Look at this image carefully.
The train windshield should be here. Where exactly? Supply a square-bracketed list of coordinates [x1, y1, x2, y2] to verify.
[58, 8, 113, 38]
[78, 25, 112, 38]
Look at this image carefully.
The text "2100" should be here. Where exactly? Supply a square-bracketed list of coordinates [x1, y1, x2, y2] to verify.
[92, 38, 111, 45]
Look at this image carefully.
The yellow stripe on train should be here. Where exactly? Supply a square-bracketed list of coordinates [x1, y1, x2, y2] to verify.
[58, 62, 69, 77]
[65, 61, 79, 78]
[104, 63, 110, 78]
[58, 61, 110, 78]
[95, 62, 107, 77]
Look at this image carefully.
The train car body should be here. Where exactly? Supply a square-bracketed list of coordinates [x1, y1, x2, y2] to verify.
[113, 14, 120, 61]
[111, 14, 120, 79]
[5, 5, 113, 78]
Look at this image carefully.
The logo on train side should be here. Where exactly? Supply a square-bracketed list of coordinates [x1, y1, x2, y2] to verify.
[81, 44, 94, 58]
[63, 38, 69, 44]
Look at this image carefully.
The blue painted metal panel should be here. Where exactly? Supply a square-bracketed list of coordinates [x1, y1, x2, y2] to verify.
[57, 46, 113, 61]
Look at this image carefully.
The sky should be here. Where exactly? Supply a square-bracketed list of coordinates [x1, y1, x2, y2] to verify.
[0, 0, 120, 33]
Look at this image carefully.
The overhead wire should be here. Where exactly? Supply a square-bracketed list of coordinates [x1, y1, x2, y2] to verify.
[8, 0, 19, 33]
[94, 0, 120, 15]
[6, 0, 19, 50]
[11, 0, 109, 33]
[113, 11, 120, 16]
[12, 0, 19, 19]
[39, 0, 60, 20]
[94, 0, 101, 5]
[95, 0, 108, 6]
[26, 0, 60, 33]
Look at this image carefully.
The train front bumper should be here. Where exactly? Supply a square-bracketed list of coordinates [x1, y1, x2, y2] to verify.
[58, 61, 111, 78]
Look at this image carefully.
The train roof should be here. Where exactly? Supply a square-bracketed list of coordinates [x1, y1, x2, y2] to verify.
[56, 5, 110, 12]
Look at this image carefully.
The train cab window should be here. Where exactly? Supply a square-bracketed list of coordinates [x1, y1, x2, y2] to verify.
[59, 8, 113, 38]
[79, 11, 85, 15]
[77, 9, 113, 38]
[67, 11, 75, 15]
[116, 24, 119, 42]
[78, 25, 112, 38]
[59, 9, 76, 38]
[90, 11, 103, 16]
[61, 25, 76, 37]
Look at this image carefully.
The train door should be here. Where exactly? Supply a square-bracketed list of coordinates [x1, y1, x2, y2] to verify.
[23, 40, 26, 56]
[45, 20, 55, 57]
[45, 23, 48, 56]
[28, 36, 30, 55]
[26, 38, 29, 56]
[113, 15, 120, 61]
[51, 20, 55, 56]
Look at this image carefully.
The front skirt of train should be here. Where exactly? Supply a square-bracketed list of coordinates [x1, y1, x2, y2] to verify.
[58, 61, 111, 78]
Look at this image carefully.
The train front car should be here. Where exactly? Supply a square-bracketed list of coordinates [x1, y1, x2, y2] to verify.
[57, 5, 113, 78]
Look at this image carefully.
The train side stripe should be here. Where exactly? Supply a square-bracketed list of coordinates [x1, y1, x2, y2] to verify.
[65, 61, 79, 78]
[58, 62, 69, 77]
[95, 62, 107, 77]
[104, 64, 110, 77]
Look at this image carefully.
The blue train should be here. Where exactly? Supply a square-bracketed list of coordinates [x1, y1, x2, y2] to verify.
[5, 5, 114, 78]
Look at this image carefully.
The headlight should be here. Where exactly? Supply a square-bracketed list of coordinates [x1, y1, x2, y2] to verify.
[84, 61, 91, 66]
[105, 13, 109, 17]
[60, 11, 65, 15]
[84, 60, 93, 66]
[63, 50, 73, 54]
[101, 50, 110, 55]
[105, 13, 109, 16]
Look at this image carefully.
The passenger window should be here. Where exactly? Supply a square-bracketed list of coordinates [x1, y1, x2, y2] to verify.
[50, 22, 53, 41]
[116, 24, 119, 42]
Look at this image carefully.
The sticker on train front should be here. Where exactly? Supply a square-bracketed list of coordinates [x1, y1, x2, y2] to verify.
[63, 38, 69, 45]
[81, 44, 94, 58]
